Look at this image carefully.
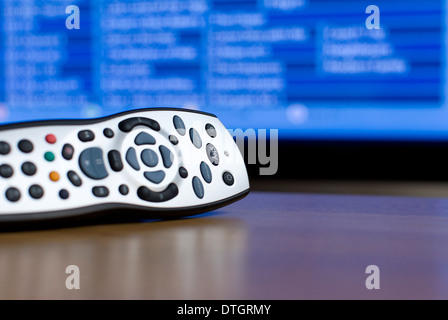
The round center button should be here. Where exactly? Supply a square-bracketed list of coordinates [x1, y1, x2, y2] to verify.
[141, 149, 159, 168]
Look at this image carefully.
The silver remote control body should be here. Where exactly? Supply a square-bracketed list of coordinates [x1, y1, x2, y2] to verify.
[0, 108, 250, 224]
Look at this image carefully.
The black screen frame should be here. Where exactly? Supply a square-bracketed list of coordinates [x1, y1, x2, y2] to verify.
[247, 138, 448, 182]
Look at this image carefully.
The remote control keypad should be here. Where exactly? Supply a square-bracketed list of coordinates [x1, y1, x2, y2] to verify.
[0, 111, 243, 213]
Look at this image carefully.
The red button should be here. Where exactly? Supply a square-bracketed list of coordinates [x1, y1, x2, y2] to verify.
[45, 134, 57, 144]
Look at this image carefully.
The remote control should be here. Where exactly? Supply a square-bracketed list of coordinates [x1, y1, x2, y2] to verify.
[0, 108, 250, 224]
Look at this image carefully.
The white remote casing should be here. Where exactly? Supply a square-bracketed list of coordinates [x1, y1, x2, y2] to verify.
[0, 108, 250, 223]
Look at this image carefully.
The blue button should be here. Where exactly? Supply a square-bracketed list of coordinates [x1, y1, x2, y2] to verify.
[135, 132, 156, 145]
[141, 149, 158, 168]
[144, 171, 166, 184]
[79, 148, 108, 180]
[200, 162, 212, 183]
[159, 145, 173, 168]
[192, 177, 204, 199]
[126, 147, 140, 171]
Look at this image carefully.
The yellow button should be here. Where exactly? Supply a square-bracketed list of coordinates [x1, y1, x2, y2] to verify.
[49, 171, 60, 182]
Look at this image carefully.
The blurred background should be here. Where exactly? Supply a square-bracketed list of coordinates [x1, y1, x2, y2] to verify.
[0, 0, 447, 190]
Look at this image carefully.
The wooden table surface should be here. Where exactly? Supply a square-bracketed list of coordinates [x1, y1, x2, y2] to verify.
[1, 190, 448, 300]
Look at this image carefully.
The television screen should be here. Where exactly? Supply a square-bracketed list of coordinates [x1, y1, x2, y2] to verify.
[0, 0, 446, 141]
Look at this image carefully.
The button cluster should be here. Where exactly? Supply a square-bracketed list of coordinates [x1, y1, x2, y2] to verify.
[125, 128, 176, 188]
[1, 133, 66, 203]
[0, 115, 234, 206]
[171, 115, 235, 199]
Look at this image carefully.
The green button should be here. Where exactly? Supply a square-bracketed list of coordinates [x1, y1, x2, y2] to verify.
[44, 152, 55, 162]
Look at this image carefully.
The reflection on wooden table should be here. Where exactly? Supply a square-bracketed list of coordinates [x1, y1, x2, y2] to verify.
[1, 191, 448, 299]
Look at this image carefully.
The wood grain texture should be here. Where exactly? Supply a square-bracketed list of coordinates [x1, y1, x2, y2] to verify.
[1, 190, 448, 299]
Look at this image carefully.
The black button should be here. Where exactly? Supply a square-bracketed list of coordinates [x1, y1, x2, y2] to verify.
[119, 184, 129, 195]
[179, 167, 188, 179]
[169, 135, 178, 145]
[62, 144, 74, 160]
[93, 186, 109, 198]
[135, 132, 156, 145]
[21, 162, 37, 176]
[137, 183, 179, 203]
[108, 150, 123, 172]
[59, 189, 69, 200]
[200, 162, 212, 184]
[6, 187, 21, 202]
[18, 140, 33, 153]
[79, 147, 109, 180]
[223, 171, 234, 186]
[205, 124, 217, 138]
[118, 117, 160, 133]
[206, 143, 219, 166]
[144, 171, 166, 184]
[0, 164, 13, 178]
[141, 149, 159, 168]
[104, 128, 114, 138]
[192, 177, 204, 199]
[126, 147, 140, 171]
[0, 141, 11, 155]
[67, 171, 82, 187]
[78, 130, 95, 142]
[173, 115, 186, 136]
[189, 128, 202, 149]
[159, 145, 173, 168]
[29, 185, 44, 200]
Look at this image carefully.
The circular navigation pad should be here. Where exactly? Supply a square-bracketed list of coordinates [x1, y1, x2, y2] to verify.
[121, 129, 179, 192]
